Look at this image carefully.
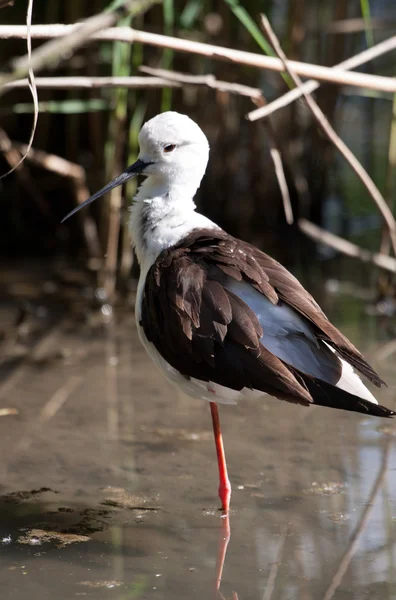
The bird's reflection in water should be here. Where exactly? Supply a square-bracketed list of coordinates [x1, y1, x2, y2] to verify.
[214, 514, 239, 600]
[215, 514, 232, 598]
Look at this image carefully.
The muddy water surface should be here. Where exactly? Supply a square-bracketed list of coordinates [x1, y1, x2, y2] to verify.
[0, 281, 396, 600]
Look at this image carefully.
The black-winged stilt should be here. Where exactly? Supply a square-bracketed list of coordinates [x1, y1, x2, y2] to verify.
[63, 111, 394, 512]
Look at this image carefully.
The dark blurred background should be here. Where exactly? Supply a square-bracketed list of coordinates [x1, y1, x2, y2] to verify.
[0, 0, 395, 313]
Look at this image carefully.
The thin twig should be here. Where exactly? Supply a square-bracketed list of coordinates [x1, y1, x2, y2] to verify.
[4, 71, 263, 98]
[247, 34, 396, 121]
[261, 14, 396, 257]
[2, 25, 396, 94]
[324, 17, 396, 34]
[139, 66, 263, 98]
[13, 143, 86, 180]
[4, 76, 181, 89]
[299, 219, 396, 273]
[322, 438, 391, 600]
[268, 142, 293, 225]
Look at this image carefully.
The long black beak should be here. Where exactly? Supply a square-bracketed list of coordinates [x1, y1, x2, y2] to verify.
[61, 158, 151, 223]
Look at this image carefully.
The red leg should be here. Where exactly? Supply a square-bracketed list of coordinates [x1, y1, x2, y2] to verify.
[210, 402, 231, 512]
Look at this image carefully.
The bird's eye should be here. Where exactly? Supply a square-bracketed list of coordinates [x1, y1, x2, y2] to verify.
[164, 144, 176, 153]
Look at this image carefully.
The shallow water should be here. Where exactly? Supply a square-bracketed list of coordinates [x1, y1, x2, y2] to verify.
[0, 277, 396, 600]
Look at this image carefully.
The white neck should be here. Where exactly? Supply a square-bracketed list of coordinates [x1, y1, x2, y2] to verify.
[129, 175, 218, 274]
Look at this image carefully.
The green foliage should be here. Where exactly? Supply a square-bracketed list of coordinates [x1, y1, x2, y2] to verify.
[224, 0, 274, 56]
[224, 0, 292, 87]
[360, 0, 374, 48]
[179, 0, 203, 29]
[3, 99, 109, 114]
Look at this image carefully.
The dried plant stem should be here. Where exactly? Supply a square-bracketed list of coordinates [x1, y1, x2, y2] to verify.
[139, 66, 263, 98]
[2, 25, 396, 94]
[247, 34, 396, 121]
[261, 14, 396, 256]
[324, 16, 396, 34]
[299, 219, 396, 273]
[5, 72, 263, 98]
[268, 137, 293, 225]
[13, 143, 85, 179]
[5, 76, 181, 89]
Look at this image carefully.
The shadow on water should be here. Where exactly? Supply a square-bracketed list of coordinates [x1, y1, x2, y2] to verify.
[1, 268, 396, 599]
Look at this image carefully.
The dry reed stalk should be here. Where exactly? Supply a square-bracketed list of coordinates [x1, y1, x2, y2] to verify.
[267, 132, 293, 225]
[324, 17, 396, 34]
[299, 219, 396, 273]
[139, 66, 263, 98]
[4, 76, 181, 89]
[2, 25, 396, 94]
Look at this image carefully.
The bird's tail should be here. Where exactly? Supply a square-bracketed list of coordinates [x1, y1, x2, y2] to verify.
[302, 377, 394, 418]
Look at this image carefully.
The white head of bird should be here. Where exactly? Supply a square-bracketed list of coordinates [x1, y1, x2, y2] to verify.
[62, 111, 215, 268]
[137, 111, 209, 196]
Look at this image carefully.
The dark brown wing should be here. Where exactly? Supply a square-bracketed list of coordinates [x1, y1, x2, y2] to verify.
[141, 228, 391, 416]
